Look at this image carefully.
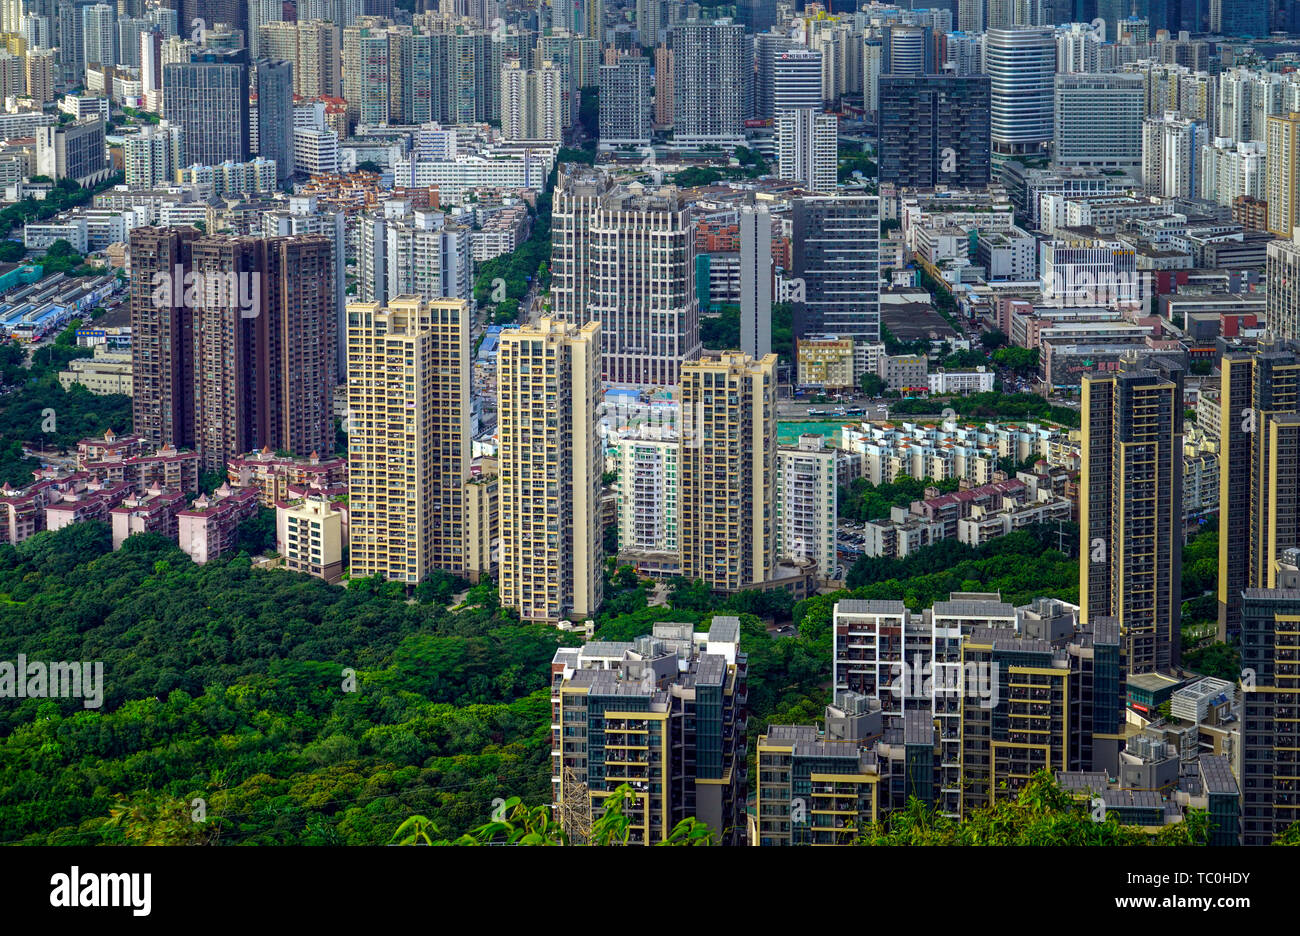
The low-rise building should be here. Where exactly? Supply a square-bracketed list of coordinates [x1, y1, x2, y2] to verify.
[176, 484, 260, 564]
[276, 495, 345, 583]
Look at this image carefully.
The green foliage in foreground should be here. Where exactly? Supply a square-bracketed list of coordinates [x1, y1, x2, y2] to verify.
[856, 772, 1215, 846]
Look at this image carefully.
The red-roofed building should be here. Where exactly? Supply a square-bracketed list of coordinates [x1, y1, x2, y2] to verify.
[176, 484, 260, 564]
[110, 485, 188, 549]
[227, 448, 348, 508]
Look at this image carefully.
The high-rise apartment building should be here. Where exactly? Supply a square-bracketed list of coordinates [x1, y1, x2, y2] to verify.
[790, 195, 881, 346]
[1143, 111, 1201, 199]
[82, 2, 116, 68]
[130, 225, 202, 451]
[549, 166, 700, 388]
[986, 26, 1055, 157]
[1054, 73, 1144, 176]
[1268, 231, 1300, 343]
[877, 75, 991, 188]
[670, 21, 752, 144]
[1080, 355, 1185, 674]
[1240, 568, 1300, 845]
[129, 228, 337, 471]
[188, 236, 338, 471]
[551, 619, 747, 845]
[679, 351, 778, 592]
[597, 55, 651, 145]
[346, 297, 470, 583]
[497, 317, 603, 623]
[500, 59, 566, 142]
[1266, 113, 1300, 239]
[776, 109, 837, 194]
[1217, 337, 1300, 640]
[777, 434, 838, 583]
[123, 123, 183, 187]
[163, 48, 251, 167]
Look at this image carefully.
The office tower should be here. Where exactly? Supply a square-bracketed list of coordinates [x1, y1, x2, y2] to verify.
[163, 48, 251, 166]
[1142, 111, 1201, 198]
[35, 119, 111, 187]
[124, 123, 183, 187]
[346, 297, 469, 583]
[777, 434, 837, 582]
[500, 59, 565, 141]
[884, 24, 931, 75]
[776, 109, 837, 195]
[772, 47, 822, 112]
[549, 166, 700, 388]
[1240, 573, 1300, 845]
[256, 59, 294, 183]
[1054, 73, 1144, 177]
[551, 619, 747, 845]
[679, 351, 778, 592]
[671, 21, 752, 144]
[598, 55, 650, 145]
[1080, 355, 1184, 674]
[877, 75, 991, 188]
[82, 3, 116, 68]
[739, 203, 771, 361]
[188, 236, 338, 471]
[791, 195, 881, 346]
[131, 226, 202, 451]
[986, 26, 1055, 157]
[497, 317, 603, 623]
[1266, 113, 1300, 239]
[1217, 0, 1267, 36]
[754, 33, 796, 120]
[1217, 337, 1300, 640]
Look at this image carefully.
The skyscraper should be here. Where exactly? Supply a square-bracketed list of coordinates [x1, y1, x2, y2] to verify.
[163, 48, 251, 166]
[131, 226, 201, 452]
[739, 203, 772, 360]
[1080, 354, 1185, 674]
[986, 26, 1055, 157]
[877, 75, 991, 188]
[1217, 338, 1300, 639]
[1265, 113, 1300, 239]
[776, 109, 837, 194]
[346, 297, 470, 583]
[497, 317, 604, 623]
[679, 351, 778, 592]
[500, 59, 566, 142]
[791, 195, 881, 346]
[1267, 230, 1300, 343]
[256, 58, 294, 183]
[550, 166, 700, 388]
[772, 47, 822, 112]
[671, 21, 752, 144]
[1053, 72, 1144, 177]
[598, 55, 651, 145]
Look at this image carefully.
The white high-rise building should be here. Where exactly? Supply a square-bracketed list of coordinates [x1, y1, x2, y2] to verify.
[777, 434, 838, 584]
[1054, 73, 1143, 177]
[501, 59, 566, 142]
[550, 166, 700, 388]
[123, 123, 183, 187]
[1142, 111, 1201, 198]
[82, 3, 116, 69]
[773, 48, 823, 112]
[987, 27, 1056, 157]
[777, 109, 838, 195]
[1199, 137, 1266, 207]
